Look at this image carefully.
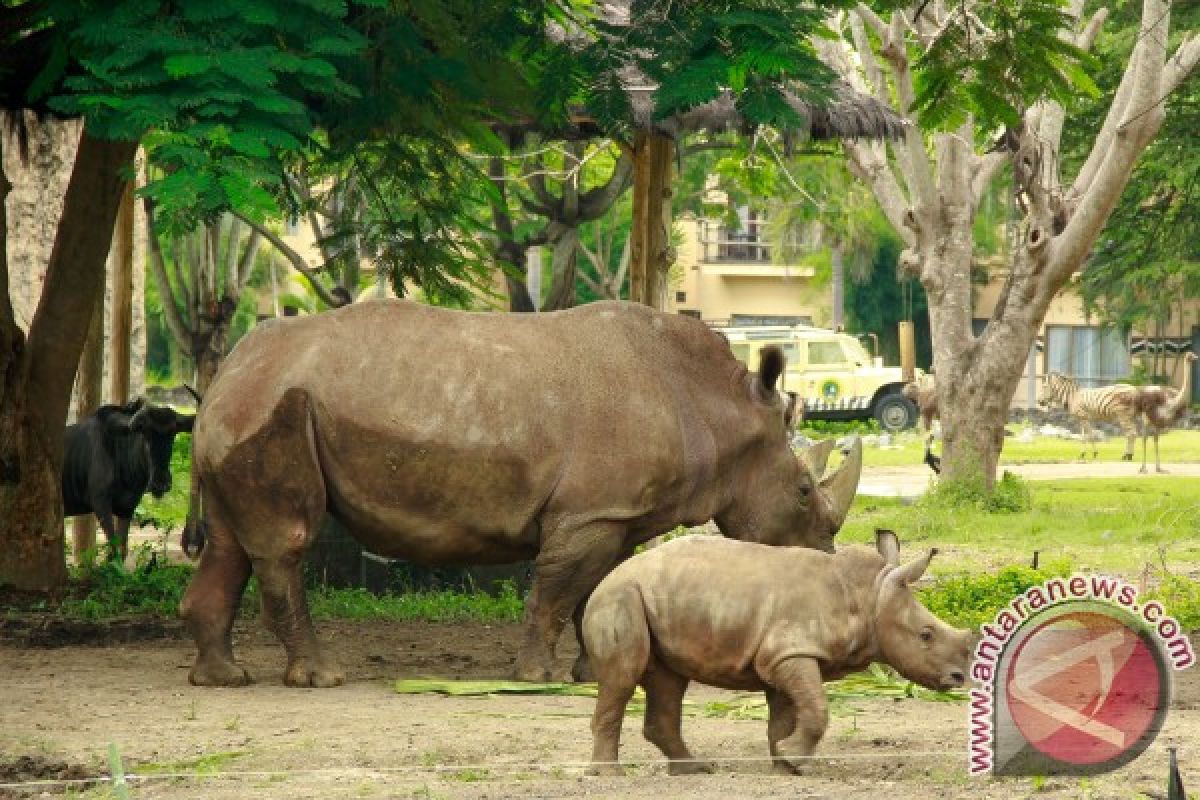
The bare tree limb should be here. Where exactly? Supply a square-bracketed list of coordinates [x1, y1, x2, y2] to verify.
[1053, 0, 1173, 279]
[1160, 34, 1200, 95]
[144, 206, 192, 352]
[578, 151, 633, 221]
[971, 152, 1007, 203]
[236, 230, 263, 290]
[236, 213, 339, 308]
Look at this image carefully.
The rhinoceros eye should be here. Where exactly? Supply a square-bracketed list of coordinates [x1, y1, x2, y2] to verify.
[920, 627, 934, 643]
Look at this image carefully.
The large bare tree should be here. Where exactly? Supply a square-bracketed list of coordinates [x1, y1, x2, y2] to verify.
[822, 0, 1199, 486]
[147, 211, 262, 394]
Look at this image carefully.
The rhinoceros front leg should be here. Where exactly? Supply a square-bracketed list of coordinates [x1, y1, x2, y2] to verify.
[255, 556, 345, 688]
[762, 657, 828, 775]
[514, 523, 626, 682]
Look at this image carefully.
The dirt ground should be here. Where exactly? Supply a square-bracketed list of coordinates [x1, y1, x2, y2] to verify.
[2, 619, 1198, 800]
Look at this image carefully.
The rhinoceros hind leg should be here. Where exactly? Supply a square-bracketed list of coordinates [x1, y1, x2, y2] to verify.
[255, 557, 344, 688]
[181, 510, 254, 688]
[762, 657, 827, 775]
[765, 688, 799, 775]
[515, 524, 626, 682]
[642, 661, 710, 775]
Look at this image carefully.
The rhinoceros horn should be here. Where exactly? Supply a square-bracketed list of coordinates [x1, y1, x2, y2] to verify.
[819, 436, 862, 529]
[801, 438, 837, 480]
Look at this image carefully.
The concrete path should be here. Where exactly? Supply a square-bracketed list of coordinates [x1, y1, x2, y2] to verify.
[859, 461, 1200, 499]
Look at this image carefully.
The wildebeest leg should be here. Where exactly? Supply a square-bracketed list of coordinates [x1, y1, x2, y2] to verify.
[761, 657, 828, 774]
[514, 523, 625, 682]
[641, 659, 708, 775]
[254, 554, 343, 688]
[181, 505, 254, 687]
[113, 516, 132, 565]
[765, 688, 799, 775]
[91, 502, 121, 564]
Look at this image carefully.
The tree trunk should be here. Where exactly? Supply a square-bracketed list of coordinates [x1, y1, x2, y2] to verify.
[628, 130, 675, 309]
[69, 287, 104, 561]
[0, 131, 138, 592]
[108, 181, 135, 405]
[542, 228, 579, 311]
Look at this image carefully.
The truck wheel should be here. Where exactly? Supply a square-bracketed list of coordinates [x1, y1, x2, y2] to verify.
[874, 393, 917, 432]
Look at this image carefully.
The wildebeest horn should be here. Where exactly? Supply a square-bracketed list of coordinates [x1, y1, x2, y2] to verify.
[800, 438, 836, 480]
[819, 436, 862, 529]
[129, 403, 150, 432]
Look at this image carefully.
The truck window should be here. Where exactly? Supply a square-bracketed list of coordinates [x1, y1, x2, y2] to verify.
[807, 341, 846, 366]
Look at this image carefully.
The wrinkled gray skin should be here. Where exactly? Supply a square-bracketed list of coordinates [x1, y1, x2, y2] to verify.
[583, 531, 974, 776]
[180, 300, 863, 688]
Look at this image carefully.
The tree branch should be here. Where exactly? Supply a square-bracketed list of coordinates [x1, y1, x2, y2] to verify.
[144, 205, 192, 352]
[577, 150, 633, 221]
[236, 230, 263, 290]
[971, 152, 1007, 204]
[236, 213, 339, 308]
[1160, 34, 1200, 96]
[1053, 0, 1173, 280]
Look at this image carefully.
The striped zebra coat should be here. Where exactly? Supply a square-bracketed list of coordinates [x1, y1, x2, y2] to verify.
[1038, 373, 1141, 460]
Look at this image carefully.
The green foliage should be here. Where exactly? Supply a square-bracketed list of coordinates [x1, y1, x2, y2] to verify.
[1069, 1, 1200, 334]
[26, 0, 370, 230]
[797, 418, 882, 436]
[577, 0, 855, 136]
[913, 0, 1098, 132]
[918, 563, 1072, 630]
[924, 468, 1033, 514]
[1147, 575, 1200, 632]
[307, 582, 524, 623]
[62, 547, 193, 619]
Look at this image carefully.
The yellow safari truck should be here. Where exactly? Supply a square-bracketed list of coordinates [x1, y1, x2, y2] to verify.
[715, 324, 923, 431]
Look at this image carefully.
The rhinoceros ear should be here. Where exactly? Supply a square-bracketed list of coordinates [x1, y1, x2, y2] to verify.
[757, 346, 785, 397]
[875, 529, 901, 565]
[887, 548, 937, 588]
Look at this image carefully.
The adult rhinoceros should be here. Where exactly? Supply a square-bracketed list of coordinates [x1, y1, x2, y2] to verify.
[180, 300, 862, 688]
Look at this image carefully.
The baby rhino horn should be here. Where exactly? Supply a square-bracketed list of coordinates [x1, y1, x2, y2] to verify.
[887, 548, 938, 588]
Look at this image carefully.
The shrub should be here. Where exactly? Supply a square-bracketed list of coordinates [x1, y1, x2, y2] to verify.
[919, 562, 1071, 630]
[923, 468, 1032, 514]
[62, 546, 193, 619]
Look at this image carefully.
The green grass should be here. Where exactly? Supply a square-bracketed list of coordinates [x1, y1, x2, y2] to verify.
[840, 476, 1200, 576]
[840, 427, 1200, 469]
[306, 582, 523, 623]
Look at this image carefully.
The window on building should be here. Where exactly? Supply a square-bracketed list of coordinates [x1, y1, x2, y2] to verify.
[1045, 325, 1130, 387]
[678, 309, 701, 319]
[701, 207, 772, 263]
[676, 291, 687, 303]
[808, 341, 846, 366]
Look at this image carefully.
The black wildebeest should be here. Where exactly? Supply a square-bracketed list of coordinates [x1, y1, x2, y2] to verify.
[63, 398, 195, 562]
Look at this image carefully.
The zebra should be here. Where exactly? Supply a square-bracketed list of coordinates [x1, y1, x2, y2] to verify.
[1038, 373, 1141, 461]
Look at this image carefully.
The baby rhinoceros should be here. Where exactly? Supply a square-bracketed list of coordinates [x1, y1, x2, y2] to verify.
[583, 530, 972, 776]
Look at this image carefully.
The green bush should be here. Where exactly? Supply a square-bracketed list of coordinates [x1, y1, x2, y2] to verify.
[919, 562, 1071, 630]
[1147, 575, 1200, 632]
[797, 418, 881, 436]
[62, 546, 193, 619]
[923, 468, 1032, 514]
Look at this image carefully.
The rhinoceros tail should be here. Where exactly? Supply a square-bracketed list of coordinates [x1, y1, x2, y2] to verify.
[181, 470, 207, 559]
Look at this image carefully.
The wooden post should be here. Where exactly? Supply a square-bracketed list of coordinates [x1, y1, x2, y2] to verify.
[898, 321, 916, 382]
[628, 129, 675, 309]
[109, 181, 135, 405]
[71, 287, 104, 562]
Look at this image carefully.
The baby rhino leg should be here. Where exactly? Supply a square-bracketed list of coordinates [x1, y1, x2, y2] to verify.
[762, 657, 828, 775]
[641, 659, 710, 775]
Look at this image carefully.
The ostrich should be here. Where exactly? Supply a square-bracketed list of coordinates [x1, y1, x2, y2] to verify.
[1133, 352, 1197, 473]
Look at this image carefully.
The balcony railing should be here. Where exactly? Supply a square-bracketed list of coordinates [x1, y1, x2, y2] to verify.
[699, 219, 772, 263]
